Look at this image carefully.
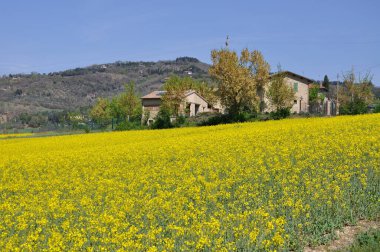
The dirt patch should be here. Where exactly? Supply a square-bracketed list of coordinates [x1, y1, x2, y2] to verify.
[304, 220, 380, 252]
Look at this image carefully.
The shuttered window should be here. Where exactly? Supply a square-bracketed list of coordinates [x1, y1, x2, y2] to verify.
[293, 82, 298, 92]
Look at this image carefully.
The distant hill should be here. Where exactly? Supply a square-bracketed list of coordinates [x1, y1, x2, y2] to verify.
[0, 57, 211, 116]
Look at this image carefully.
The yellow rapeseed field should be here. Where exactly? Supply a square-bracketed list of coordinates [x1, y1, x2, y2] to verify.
[0, 114, 379, 251]
[0, 133, 33, 139]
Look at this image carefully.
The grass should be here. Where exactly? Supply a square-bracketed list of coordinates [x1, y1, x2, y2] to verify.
[347, 229, 380, 252]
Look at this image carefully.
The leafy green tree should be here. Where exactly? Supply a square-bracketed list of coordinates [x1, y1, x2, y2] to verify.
[19, 112, 32, 125]
[109, 82, 142, 122]
[266, 72, 295, 112]
[309, 84, 319, 102]
[117, 82, 142, 121]
[152, 107, 173, 129]
[90, 98, 111, 126]
[28, 114, 47, 128]
[109, 97, 124, 122]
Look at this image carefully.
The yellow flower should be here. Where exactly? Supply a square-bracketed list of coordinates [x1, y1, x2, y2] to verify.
[0, 114, 379, 251]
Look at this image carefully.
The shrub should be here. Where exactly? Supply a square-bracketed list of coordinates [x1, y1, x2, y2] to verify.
[270, 108, 291, 120]
[340, 100, 368, 115]
[152, 109, 173, 129]
[197, 112, 256, 126]
[374, 103, 380, 113]
[115, 120, 143, 131]
[173, 115, 186, 127]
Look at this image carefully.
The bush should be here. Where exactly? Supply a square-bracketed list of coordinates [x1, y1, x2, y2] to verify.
[340, 100, 368, 115]
[19, 113, 32, 125]
[152, 109, 173, 129]
[28, 115, 47, 128]
[173, 115, 186, 127]
[83, 125, 90, 133]
[197, 112, 256, 126]
[373, 103, 380, 113]
[115, 120, 143, 131]
[270, 108, 291, 120]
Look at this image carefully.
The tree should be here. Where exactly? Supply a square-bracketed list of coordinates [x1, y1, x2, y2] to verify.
[309, 84, 319, 103]
[109, 97, 124, 122]
[117, 82, 142, 121]
[190, 80, 218, 106]
[338, 69, 374, 115]
[323, 75, 330, 90]
[28, 114, 47, 128]
[250, 50, 270, 112]
[152, 107, 173, 129]
[47, 111, 67, 126]
[90, 98, 111, 126]
[109, 82, 142, 122]
[19, 112, 32, 125]
[266, 72, 295, 111]
[209, 48, 268, 115]
[15, 89, 23, 96]
[161, 76, 189, 116]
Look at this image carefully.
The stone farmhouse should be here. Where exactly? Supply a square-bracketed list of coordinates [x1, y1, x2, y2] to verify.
[141, 71, 327, 124]
[265, 71, 314, 113]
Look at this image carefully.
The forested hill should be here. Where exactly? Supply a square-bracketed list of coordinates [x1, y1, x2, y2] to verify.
[0, 57, 210, 116]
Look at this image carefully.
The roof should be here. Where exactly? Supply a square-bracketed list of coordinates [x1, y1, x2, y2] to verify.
[184, 90, 209, 104]
[141, 89, 210, 104]
[141, 91, 167, 99]
[308, 83, 328, 92]
[270, 71, 314, 84]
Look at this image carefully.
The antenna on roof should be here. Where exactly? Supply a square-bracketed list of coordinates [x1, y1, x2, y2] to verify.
[276, 63, 282, 72]
[225, 35, 229, 48]
[336, 73, 339, 115]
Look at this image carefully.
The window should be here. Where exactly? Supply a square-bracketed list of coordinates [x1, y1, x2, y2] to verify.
[293, 82, 298, 92]
[294, 100, 298, 104]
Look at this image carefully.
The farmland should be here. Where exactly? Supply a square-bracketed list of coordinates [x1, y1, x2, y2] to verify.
[0, 114, 379, 251]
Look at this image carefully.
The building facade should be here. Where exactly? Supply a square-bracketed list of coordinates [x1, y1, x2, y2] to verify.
[265, 71, 313, 113]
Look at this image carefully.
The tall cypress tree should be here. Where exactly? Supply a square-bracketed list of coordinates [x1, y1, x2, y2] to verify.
[323, 75, 330, 90]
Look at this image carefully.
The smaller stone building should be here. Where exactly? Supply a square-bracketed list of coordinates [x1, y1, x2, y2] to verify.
[141, 90, 215, 125]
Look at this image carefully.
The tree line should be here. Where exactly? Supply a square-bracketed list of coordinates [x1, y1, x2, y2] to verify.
[4, 45, 377, 133]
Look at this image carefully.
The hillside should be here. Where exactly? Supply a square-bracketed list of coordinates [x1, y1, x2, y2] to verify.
[0, 57, 210, 116]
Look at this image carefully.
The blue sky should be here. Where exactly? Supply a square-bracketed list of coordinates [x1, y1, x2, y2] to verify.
[1, 0, 379, 84]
